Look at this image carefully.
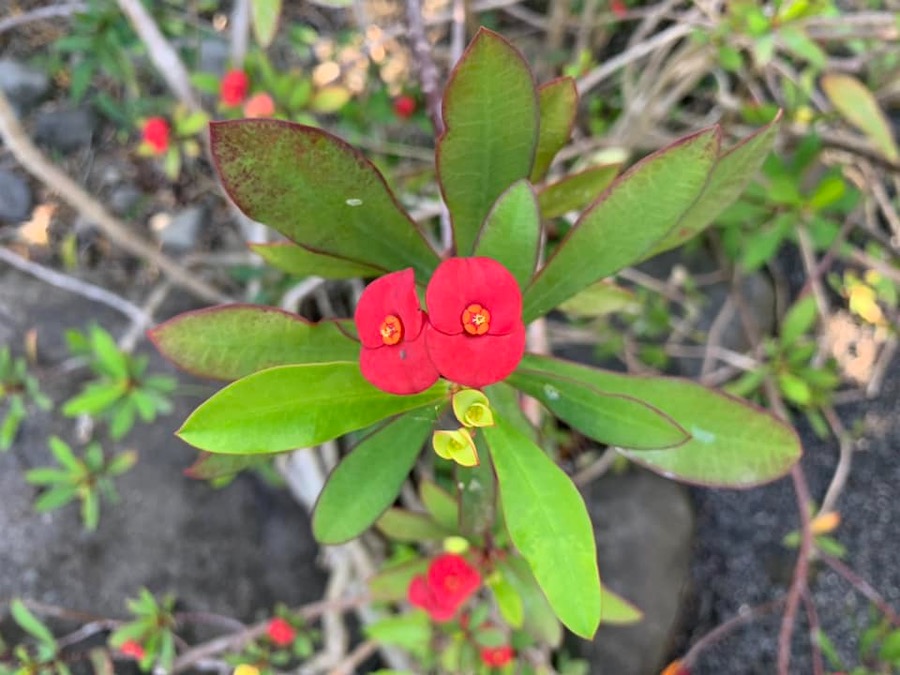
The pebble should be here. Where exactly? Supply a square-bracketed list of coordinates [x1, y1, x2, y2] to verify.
[34, 108, 98, 153]
[0, 169, 33, 224]
[0, 58, 50, 111]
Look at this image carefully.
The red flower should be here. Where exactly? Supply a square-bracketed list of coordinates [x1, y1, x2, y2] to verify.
[425, 257, 525, 388]
[120, 640, 145, 660]
[354, 269, 439, 395]
[220, 69, 249, 107]
[142, 117, 169, 155]
[393, 95, 416, 119]
[480, 645, 514, 668]
[243, 92, 275, 118]
[266, 617, 296, 646]
[408, 553, 481, 622]
[610, 0, 628, 18]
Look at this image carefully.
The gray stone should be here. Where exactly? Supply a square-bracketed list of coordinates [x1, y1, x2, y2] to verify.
[109, 184, 142, 216]
[0, 169, 33, 224]
[158, 205, 207, 251]
[0, 59, 50, 111]
[34, 108, 97, 153]
[580, 469, 695, 674]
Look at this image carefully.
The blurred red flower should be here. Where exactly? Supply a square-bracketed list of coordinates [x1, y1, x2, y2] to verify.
[425, 257, 525, 387]
[610, 0, 628, 18]
[480, 645, 514, 668]
[408, 553, 481, 622]
[142, 117, 169, 155]
[120, 640, 145, 660]
[266, 617, 295, 646]
[243, 92, 275, 119]
[393, 95, 416, 119]
[354, 269, 439, 395]
[220, 69, 249, 107]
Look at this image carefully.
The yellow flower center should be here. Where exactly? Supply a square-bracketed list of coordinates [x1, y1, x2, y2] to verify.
[462, 303, 491, 336]
[380, 315, 403, 345]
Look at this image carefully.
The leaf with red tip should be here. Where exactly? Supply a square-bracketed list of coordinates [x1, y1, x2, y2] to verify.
[531, 77, 578, 182]
[251, 242, 382, 279]
[437, 28, 538, 256]
[150, 304, 358, 381]
[211, 120, 439, 280]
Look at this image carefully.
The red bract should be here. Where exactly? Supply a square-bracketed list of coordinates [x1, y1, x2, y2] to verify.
[610, 0, 628, 18]
[425, 257, 525, 388]
[408, 553, 481, 622]
[480, 645, 514, 668]
[142, 117, 169, 155]
[243, 92, 275, 118]
[266, 617, 295, 646]
[220, 69, 249, 107]
[120, 640, 145, 660]
[393, 95, 416, 119]
[354, 269, 439, 395]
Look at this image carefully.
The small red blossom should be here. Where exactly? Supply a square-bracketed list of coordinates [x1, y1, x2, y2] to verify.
[355, 269, 439, 395]
[393, 95, 416, 119]
[480, 645, 514, 668]
[266, 617, 296, 646]
[142, 117, 170, 155]
[425, 257, 525, 388]
[243, 92, 275, 118]
[408, 553, 481, 622]
[120, 640, 145, 660]
[220, 69, 249, 107]
[610, 0, 628, 19]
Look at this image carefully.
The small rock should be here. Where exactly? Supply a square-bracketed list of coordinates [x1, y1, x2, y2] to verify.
[0, 59, 50, 111]
[0, 170, 33, 224]
[34, 108, 97, 153]
[109, 184, 142, 216]
[157, 205, 207, 251]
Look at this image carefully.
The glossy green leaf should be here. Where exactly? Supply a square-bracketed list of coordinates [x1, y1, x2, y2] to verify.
[558, 281, 638, 318]
[369, 558, 429, 601]
[313, 411, 437, 544]
[375, 508, 452, 542]
[211, 120, 439, 280]
[150, 305, 358, 381]
[437, 28, 538, 255]
[497, 556, 562, 646]
[822, 74, 898, 161]
[365, 612, 431, 656]
[781, 294, 818, 345]
[599, 585, 643, 625]
[537, 164, 620, 219]
[251, 0, 282, 47]
[251, 242, 382, 279]
[473, 180, 540, 289]
[177, 363, 449, 454]
[507, 368, 688, 450]
[488, 573, 524, 628]
[520, 354, 802, 486]
[531, 77, 578, 182]
[484, 383, 537, 442]
[524, 127, 721, 321]
[646, 113, 781, 257]
[485, 416, 601, 639]
[419, 479, 459, 531]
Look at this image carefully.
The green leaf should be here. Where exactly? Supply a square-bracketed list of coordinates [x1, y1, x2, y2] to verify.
[309, 85, 351, 114]
[184, 452, 269, 480]
[778, 371, 813, 406]
[557, 281, 638, 318]
[150, 305, 359, 381]
[458, 436, 496, 540]
[520, 354, 802, 486]
[472, 180, 540, 289]
[537, 164, 620, 219]
[312, 410, 437, 544]
[498, 556, 560, 648]
[599, 585, 643, 625]
[365, 612, 431, 656]
[437, 28, 538, 255]
[369, 558, 430, 601]
[48, 436, 80, 472]
[81, 489, 100, 531]
[418, 479, 459, 531]
[485, 383, 536, 442]
[879, 630, 900, 662]
[779, 26, 826, 68]
[33, 486, 78, 512]
[821, 74, 899, 162]
[106, 451, 138, 476]
[62, 381, 126, 416]
[375, 508, 451, 542]
[488, 573, 524, 628]
[781, 294, 818, 345]
[645, 113, 781, 257]
[177, 363, 449, 454]
[531, 77, 578, 182]
[210, 120, 439, 280]
[524, 127, 721, 321]
[484, 416, 601, 639]
[251, 0, 282, 48]
[177, 111, 209, 137]
[24, 468, 70, 486]
[251, 242, 382, 279]
[507, 368, 688, 450]
[10, 600, 56, 646]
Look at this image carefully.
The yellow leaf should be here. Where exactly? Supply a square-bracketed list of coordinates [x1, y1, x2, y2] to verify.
[810, 511, 840, 535]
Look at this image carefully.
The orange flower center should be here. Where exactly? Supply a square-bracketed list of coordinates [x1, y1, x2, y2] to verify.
[462, 304, 491, 336]
[380, 315, 403, 345]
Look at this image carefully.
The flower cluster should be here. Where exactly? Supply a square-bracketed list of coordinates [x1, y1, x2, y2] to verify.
[480, 645, 515, 668]
[407, 553, 481, 621]
[243, 92, 275, 119]
[393, 95, 417, 119]
[141, 117, 170, 155]
[220, 69, 249, 107]
[119, 640, 145, 660]
[266, 617, 296, 646]
[354, 257, 525, 394]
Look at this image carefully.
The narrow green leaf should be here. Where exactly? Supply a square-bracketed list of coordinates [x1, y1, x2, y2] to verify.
[488, 573, 524, 628]
[81, 489, 100, 531]
[62, 381, 126, 416]
[524, 127, 721, 321]
[251, 242, 382, 279]
[537, 164, 620, 219]
[24, 468, 70, 486]
[822, 74, 899, 161]
[531, 77, 578, 182]
[150, 305, 359, 381]
[313, 410, 437, 544]
[507, 369, 688, 450]
[177, 363, 449, 454]
[419, 479, 459, 532]
[458, 435, 496, 540]
[484, 383, 536, 442]
[557, 281, 638, 318]
[484, 416, 601, 639]
[48, 436, 80, 472]
[251, 0, 282, 48]
[211, 120, 440, 280]
[472, 180, 540, 289]
[599, 585, 643, 625]
[520, 354, 802, 486]
[781, 294, 818, 345]
[365, 612, 431, 655]
[10, 600, 56, 646]
[33, 486, 78, 512]
[437, 28, 538, 255]
[646, 113, 781, 257]
[375, 508, 452, 542]
[369, 558, 429, 601]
